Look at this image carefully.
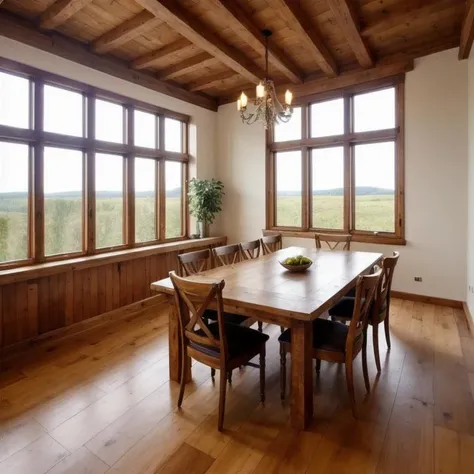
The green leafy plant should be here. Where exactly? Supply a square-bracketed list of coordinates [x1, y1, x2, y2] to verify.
[188, 178, 224, 227]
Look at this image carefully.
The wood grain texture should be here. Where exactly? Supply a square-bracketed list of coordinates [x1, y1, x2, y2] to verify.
[40, 0, 93, 30]
[459, 0, 474, 59]
[131, 38, 193, 70]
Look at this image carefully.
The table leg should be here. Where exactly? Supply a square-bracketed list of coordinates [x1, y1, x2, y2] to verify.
[168, 303, 191, 383]
[290, 319, 313, 429]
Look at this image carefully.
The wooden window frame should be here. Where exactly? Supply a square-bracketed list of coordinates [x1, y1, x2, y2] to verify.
[0, 57, 190, 269]
[266, 76, 405, 246]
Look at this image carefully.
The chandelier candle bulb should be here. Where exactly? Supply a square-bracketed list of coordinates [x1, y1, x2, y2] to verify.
[256, 82, 265, 98]
[240, 92, 248, 108]
[237, 98, 242, 111]
[285, 90, 293, 105]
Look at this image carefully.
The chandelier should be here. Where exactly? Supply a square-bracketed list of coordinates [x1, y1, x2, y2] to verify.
[237, 29, 293, 129]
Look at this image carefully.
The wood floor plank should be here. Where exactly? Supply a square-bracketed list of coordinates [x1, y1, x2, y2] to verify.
[46, 446, 109, 474]
[434, 426, 474, 474]
[154, 443, 214, 474]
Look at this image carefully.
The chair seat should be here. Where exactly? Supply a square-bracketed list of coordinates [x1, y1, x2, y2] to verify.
[205, 309, 249, 326]
[278, 318, 348, 353]
[190, 322, 269, 359]
[329, 296, 386, 321]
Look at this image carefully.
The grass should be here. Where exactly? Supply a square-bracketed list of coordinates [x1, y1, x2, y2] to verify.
[276, 194, 395, 232]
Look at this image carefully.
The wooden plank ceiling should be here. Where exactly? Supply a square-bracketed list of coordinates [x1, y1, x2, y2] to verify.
[0, 0, 468, 109]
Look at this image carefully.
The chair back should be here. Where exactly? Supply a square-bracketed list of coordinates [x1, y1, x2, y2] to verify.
[315, 233, 352, 251]
[260, 234, 282, 255]
[213, 244, 242, 266]
[169, 271, 228, 364]
[177, 249, 212, 277]
[372, 251, 399, 322]
[239, 239, 261, 260]
[347, 269, 382, 357]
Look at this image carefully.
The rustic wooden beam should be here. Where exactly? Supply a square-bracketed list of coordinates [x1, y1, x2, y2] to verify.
[207, 0, 304, 83]
[327, 0, 374, 68]
[134, 0, 265, 83]
[459, 0, 474, 59]
[0, 11, 218, 111]
[271, 0, 338, 76]
[40, 0, 92, 30]
[92, 10, 160, 54]
[219, 58, 413, 105]
[187, 70, 236, 92]
[157, 53, 215, 81]
[131, 38, 193, 70]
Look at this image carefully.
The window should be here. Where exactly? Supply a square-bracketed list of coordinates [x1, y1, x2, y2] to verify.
[0, 60, 189, 268]
[44, 147, 83, 256]
[268, 80, 404, 244]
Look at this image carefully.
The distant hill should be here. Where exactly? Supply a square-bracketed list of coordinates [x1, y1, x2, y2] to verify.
[278, 187, 394, 197]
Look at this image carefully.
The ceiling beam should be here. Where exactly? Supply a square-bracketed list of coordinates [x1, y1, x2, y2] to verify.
[157, 53, 215, 81]
[207, 0, 304, 84]
[219, 58, 413, 105]
[459, 0, 474, 60]
[327, 0, 374, 68]
[134, 0, 265, 83]
[187, 70, 236, 92]
[92, 10, 160, 54]
[271, 0, 337, 76]
[40, 0, 92, 30]
[0, 11, 217, 111]
[131, 38, 193, 70]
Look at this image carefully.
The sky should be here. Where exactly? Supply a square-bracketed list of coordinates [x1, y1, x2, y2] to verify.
[0, 72, 182, 194]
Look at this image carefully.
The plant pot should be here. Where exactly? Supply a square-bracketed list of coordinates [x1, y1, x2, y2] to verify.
[198, 221, 207, 238]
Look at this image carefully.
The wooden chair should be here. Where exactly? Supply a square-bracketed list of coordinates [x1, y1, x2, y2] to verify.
[260, 234, 282, 255]
[279, 268, 382, 417]
[239, 239, 261, 260]
[177, 249, 212, 277]
[212, 244, 263, 333]
[314, 233, 352, 251]
[212, 244, 242, 266]
[328, 252, 400, 373]
[170, 271, 268, 431]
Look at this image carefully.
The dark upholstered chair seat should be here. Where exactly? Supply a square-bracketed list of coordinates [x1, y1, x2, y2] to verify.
[279, 318, 348, 353]
[205, 309, 249, 326]
[329, 296, 386, 321]
[189, 322, 269, 359]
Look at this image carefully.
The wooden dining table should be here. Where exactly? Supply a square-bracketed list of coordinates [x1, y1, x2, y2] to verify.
[150, 246, 383, 430]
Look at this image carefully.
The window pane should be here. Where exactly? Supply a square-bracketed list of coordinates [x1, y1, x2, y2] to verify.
[276, 151, 302, 227]
[44, 85, 83, 137]
[44, 147, 83, 256]
[354, 87, 395, 132]
[164, 118, 182, 152]
[310, 98, 343, 138]
[95, 99, 124, 143]
[165, 161, 182, 238]
[354, 142, 395, 233]
[274, 107, 301, 142]
[0, 142, 29, 262]
[135, 158, 156, 242]
[134, 110, 156, 148]
[312, 147, 344, 229]
[0, 72, 29, 129]
[96, 153, 124, 248]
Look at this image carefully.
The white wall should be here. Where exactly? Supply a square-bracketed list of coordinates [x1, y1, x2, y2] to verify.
[0, 37, 217, 182]
[467, 54, 474, 319]
[216, 48, 468, 301]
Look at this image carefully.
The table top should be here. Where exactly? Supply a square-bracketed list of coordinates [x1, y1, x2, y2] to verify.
[150, 246, 383, 321]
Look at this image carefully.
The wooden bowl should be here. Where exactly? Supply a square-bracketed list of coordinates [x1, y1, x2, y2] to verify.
[278, 260, 312, 272]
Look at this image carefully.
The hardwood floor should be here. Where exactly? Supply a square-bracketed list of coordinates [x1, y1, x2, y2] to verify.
[0, 298, 474, 473]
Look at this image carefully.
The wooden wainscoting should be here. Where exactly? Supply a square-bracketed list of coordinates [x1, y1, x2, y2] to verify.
[0, 237, 226, 355]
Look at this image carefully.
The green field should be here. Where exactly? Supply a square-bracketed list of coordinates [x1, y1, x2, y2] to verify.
[277, 194, 395, 232]
[0, 196, 182, 263]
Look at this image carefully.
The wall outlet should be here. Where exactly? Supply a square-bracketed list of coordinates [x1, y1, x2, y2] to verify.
[414, 276, 423, 282]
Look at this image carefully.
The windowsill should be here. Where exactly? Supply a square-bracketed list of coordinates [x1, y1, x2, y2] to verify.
[0, 236, 227, 285]
[263, 229, 406, 246]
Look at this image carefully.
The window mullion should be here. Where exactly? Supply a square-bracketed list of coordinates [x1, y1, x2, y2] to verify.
[343, 95, 352, 233]
[126, 105, 135, 248]
[158, 116, 165, 241]
[86, 94, 95, 255]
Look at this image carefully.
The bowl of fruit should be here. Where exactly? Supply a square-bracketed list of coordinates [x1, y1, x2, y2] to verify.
[279, 255, 313, 272]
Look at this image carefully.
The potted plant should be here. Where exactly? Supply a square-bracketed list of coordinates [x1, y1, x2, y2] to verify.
[188, 178, 224, 238]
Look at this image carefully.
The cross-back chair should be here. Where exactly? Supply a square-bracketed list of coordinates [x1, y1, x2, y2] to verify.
[170, 271, 268, 431]
[329, 252, 400, 373]
[177, 249, 212, 277]
[314, 233, 352, 251]
[239, 239, 261, 260]
[260, 234, 282, 255]
[279, 268, 382, 417]
[212, 244, 242, 266]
